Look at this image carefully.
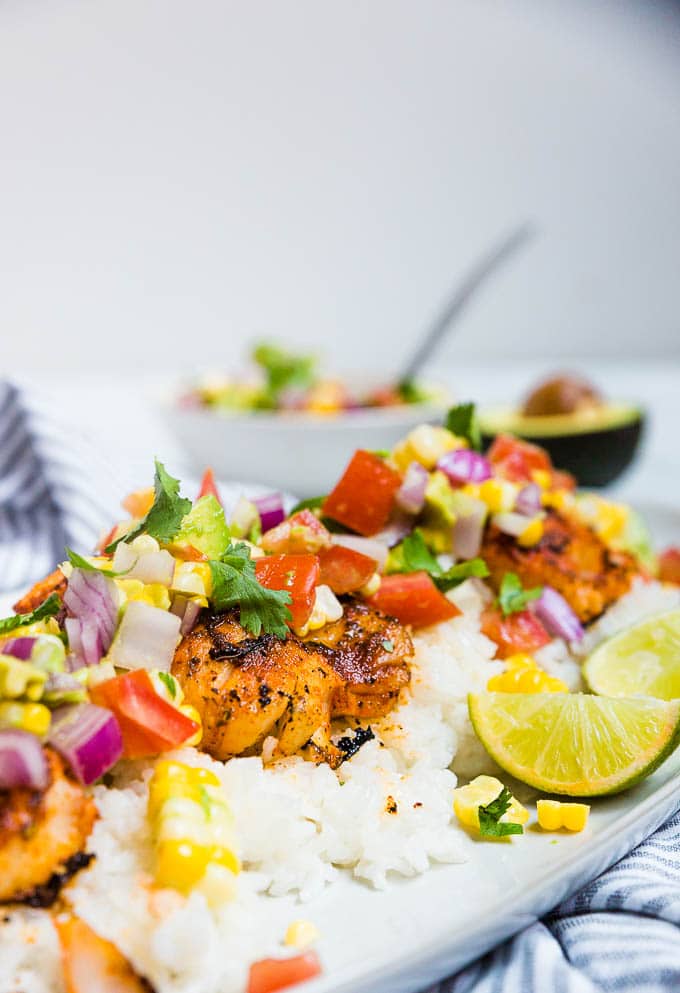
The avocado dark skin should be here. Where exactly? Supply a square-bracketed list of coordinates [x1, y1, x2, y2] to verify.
[480, 375, 645, 487]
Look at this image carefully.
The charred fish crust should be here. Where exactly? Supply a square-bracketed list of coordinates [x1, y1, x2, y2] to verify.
[208, 634, 275, 662]
[336, 725, 375, 761]
[18, 850, 95, 908]
[258, 683, 272, 708]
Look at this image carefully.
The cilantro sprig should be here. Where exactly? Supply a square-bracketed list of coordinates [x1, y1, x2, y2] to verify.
[106, 460, 192, 552]
[478, 786, 524, 838]
[209, 542, 292, 638]
[445, 402, 482, 451]
[253, 342, 316, 407]
[66, 548, 129, 577]
[390, 529, 489, 592]
[498, 572, 543, 617]
[0, 593, 62, 636]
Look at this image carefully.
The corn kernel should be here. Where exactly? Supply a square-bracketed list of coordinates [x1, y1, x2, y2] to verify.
[453, 775, 528, 832]
[196, 862, 238, 907]
[180, 705, 203, 746]
[531, 469, 552, 490]
[477, 479, 517, 514]
[156, 839, 211, 891]
[392, 425, 461, 472]
[0, 701, 51, 736]
[211, 844, 241, 875]
[487, 655, 568, 694]
[284, 920, 320, 949]
[517, 516, 544, 548]
[358, 572, 381, 598]
[537, 799, 590, 832]
[305, 379, 345, 414]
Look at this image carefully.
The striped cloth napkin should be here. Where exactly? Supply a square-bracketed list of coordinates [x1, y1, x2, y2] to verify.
[2, 379, 680, 992]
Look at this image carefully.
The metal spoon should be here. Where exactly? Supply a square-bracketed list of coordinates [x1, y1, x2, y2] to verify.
[398, 222, 537, 386]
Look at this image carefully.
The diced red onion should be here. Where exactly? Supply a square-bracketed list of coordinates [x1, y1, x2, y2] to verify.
[332, 534, 389, 572]
[48, 703, 123, 785]
[533, 586, 584, 643]
[0, 729, 49, 791]
[374, 513, 413, 549]
[0, 637, 37, 661]
[254, 493, 286, 533]
[437, 449, 492, 486]
[515, 484, 542, 516]
[395, 462, 429, 515]
[64, 569, 118, 667]
[44, 672, 83, 696]
[492, 512, 532, 538]
[451, 497, 487, 559]
[170, 595, 202, 636]
[112, 542, 138, 573]
[106, 601, 181, 672]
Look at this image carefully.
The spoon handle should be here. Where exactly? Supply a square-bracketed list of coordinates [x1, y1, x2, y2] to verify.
[398, 222, 537, 386]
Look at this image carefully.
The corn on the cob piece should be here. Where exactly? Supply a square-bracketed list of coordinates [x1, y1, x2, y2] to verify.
[148, 760, 239, 906]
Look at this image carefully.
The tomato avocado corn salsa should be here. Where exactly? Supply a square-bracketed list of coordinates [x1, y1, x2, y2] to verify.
[1, 403, 678, 993]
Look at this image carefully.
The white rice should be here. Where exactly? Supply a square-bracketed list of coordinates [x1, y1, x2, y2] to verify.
[2, 578, 677, 993]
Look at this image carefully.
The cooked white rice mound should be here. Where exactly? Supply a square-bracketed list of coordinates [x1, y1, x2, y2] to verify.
[3, 577, 677, 993]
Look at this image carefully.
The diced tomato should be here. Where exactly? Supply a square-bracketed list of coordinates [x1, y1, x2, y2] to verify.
[481, 605, 551, 659]
[247, 953, 322, 993]
[487, 434, 575, 490]
[90, 670, 199, 760]
[255, 554, 320, 630]
[366, 385, 403, 407]
[260, 510, 331, 554]
[659, 547, 680, 585]
[318, 545, 377, 595]
[55, 915, 150, 993]
[368, 572, 460, 628]
[122, 487, 155, 519]
[96, 525, 119, 555]
[197, 467, 222, 505]
[322, 450, 401, 536]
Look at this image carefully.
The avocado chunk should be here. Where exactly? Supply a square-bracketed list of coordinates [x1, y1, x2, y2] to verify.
[174, 495, 231, 559]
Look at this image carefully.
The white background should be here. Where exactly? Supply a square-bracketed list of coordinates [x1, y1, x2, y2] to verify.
[1, 0, 679, 379]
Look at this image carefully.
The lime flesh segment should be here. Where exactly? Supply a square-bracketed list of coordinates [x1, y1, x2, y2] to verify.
[468, 692, 680, 797]
[583, 609, 680, 701]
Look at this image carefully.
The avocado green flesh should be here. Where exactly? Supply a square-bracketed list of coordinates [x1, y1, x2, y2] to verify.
[479, 402, 642, 439]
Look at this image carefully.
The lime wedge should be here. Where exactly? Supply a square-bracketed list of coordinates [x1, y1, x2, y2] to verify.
[468, 692, 680, 796]
[583, 609, 680, 701]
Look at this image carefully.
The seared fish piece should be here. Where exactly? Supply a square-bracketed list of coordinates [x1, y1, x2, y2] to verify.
[481, 508, 638, 623]
[171, 602, 413, 765]
[307, 600, 412, 718]
[0, 749, 97, 904]
[172, 611, 342, 763]
[13, 568, 67, 615]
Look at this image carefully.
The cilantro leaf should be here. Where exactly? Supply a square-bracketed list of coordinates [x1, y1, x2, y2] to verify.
[389, 530, 489, 592]
[478, 786, 524, 838]
[498, 572, 543, 617]
[445, 402, 482, 451]
[289, 495, 325, 515]
[157, 671, 177, 699]
[435, 558, 490, 592]
[106, 460, 192, 552]
[393, 529, 442, 575]
[209, 543, 292, 638]
[252, 342, 316, 406]
[66, 548, 128, 577]
[0, 593, 62, 635]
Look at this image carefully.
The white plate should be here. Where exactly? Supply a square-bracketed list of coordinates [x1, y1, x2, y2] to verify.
[1, 505, 678, 993]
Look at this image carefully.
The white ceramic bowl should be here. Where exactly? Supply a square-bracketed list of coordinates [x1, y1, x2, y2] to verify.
[164, 402, 444, 496]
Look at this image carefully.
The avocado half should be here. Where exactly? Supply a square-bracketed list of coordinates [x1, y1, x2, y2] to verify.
[479, 403, 645, 487]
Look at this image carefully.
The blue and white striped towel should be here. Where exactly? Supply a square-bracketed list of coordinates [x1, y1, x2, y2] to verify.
[1, 379, 679, 992]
